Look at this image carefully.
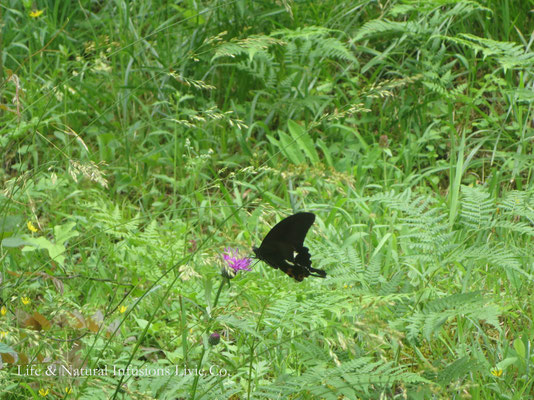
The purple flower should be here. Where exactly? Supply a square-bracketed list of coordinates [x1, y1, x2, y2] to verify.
[221, 248, 252, 278]
[208, 331, 221, 346]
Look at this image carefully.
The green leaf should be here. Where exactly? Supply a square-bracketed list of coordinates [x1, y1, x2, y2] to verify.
[54, 222, 80, 246]
[22, 236, 66, 266]
[513, 338, 526, 358]
[287, 120, 319, 164]
[0, 215, 23, 233]
[1, 237, 34, 248]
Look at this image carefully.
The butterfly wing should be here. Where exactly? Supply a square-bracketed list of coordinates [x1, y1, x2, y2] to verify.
[261, 212, 315, 251]
[253, 212, 327, 281]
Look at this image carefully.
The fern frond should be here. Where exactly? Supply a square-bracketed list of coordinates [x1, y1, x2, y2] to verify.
[461, 244, 532, 279]
[494, 221, 534, 237]
[271, 26, 335, 40]
[438, 33, 534, 70]
[459, 185, 494, 230]
[312, 37, 357, 62]
[365, 254, 382, 288]
[499, 190, 534, 222]
[437, 356, 482, 386]
[353, 19, 424, 41]
[405, 292, 499, 341]
[313, 241, 365, 286]
[212, 35, 284, 61]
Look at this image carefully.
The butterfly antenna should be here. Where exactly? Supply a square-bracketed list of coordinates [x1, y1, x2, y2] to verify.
[250, 259, 261, 268]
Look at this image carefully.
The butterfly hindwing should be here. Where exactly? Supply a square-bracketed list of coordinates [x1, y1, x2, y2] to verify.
[294, 246, 311, 266]
[253, 212, 327, 281]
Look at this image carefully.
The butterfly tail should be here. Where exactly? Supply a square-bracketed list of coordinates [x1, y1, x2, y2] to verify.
[308, 267, 327, 278]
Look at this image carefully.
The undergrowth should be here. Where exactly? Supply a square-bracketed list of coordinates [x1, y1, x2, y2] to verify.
[1, 0, 533, 398]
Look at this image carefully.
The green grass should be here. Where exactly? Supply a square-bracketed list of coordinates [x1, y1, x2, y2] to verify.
[1, 0, 534, 398]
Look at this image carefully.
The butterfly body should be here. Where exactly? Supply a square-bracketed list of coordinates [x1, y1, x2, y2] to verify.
[253, 212, 326, 282]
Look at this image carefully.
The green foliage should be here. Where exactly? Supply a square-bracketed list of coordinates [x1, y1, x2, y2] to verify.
[1, 0, 534, 398]
[405, 292, 499, 342]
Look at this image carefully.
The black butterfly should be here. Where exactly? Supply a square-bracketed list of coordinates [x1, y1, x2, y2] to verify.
[253, 212, 327, 282]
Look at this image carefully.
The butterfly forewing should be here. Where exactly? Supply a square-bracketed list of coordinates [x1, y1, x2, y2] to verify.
[253, 212, 326, 281]
[260, 212, 315, 250]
